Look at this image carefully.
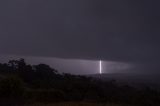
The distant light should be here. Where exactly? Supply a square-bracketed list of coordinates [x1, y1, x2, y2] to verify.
[100, 60, 102, 74]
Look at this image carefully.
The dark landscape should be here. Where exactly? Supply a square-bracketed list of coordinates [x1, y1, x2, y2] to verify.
[1, 0, 160, 106]
[0, 59, 159, 106]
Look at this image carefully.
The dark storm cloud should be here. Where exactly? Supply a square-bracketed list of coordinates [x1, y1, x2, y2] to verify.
[0, 0, 160, 64]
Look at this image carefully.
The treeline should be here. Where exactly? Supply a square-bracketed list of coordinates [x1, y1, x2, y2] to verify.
[0, 58, 159, 105]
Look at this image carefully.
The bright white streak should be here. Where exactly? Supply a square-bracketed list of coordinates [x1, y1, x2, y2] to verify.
[100, 60, 102, 74]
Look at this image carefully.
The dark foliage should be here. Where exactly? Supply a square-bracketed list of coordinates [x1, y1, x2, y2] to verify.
[0, 59, 159, 105]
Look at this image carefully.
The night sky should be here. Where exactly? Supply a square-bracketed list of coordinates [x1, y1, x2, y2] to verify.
[0, 0, 160, 74]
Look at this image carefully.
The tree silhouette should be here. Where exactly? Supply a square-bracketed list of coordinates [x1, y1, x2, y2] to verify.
[0, 59, 159, 105]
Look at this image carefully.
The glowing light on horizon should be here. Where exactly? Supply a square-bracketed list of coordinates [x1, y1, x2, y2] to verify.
[100, 60, 102, 74]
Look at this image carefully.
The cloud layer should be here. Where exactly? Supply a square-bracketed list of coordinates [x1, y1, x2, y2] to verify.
[0, 0, 160, 65]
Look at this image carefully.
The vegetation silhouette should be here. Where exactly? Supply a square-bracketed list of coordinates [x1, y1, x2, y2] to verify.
[0, 58, 159, 105]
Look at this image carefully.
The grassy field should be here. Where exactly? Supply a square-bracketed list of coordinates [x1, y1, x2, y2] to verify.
[23, 102, 133, 106]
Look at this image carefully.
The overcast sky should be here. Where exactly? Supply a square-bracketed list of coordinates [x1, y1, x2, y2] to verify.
[0, 0, 160, 74]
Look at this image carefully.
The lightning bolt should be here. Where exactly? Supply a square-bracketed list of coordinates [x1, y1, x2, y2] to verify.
[100, 60, 102, 74]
